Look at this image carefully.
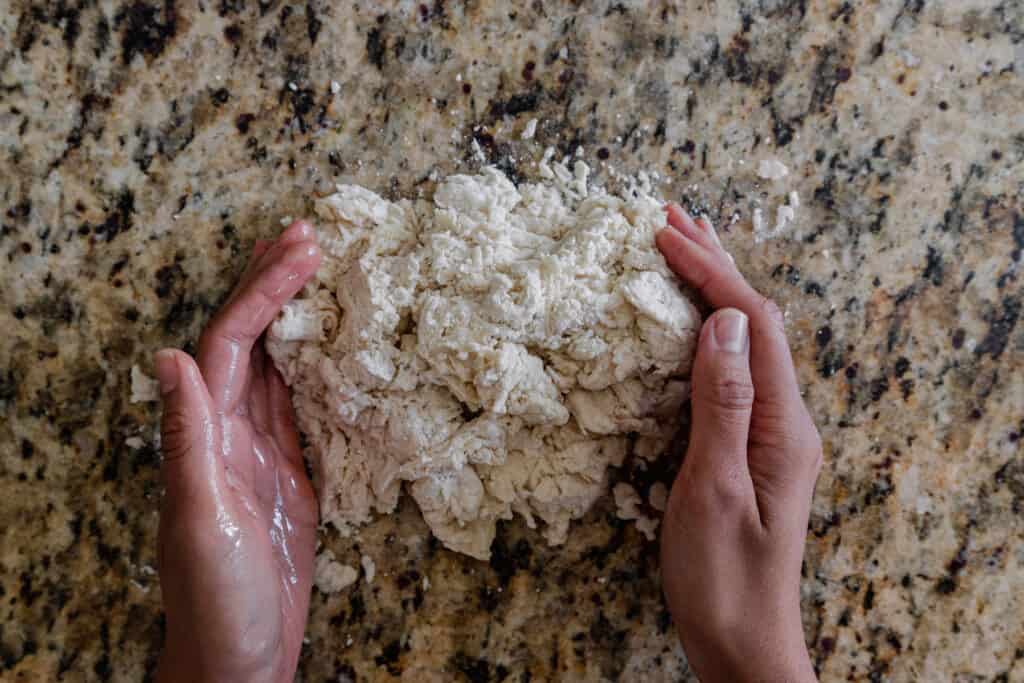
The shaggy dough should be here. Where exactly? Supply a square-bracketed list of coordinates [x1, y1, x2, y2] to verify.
[267, 162, 700, 559]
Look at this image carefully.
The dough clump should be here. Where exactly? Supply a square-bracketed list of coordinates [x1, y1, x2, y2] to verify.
[267, 162, 700, 559]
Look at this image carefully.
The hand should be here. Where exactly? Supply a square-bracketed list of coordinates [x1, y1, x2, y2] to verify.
[655, 206, 822, 683]
[154, 221, 322, 683]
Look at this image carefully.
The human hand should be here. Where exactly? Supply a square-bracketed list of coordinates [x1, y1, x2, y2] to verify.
[154, 221, 321, 683]
[655, 206, 822, 683]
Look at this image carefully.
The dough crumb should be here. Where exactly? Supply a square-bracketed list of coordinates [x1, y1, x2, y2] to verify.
[757, 159, 789, 181]
[635, 514, 660, 541]
[130, 365, 160, 403]
[314, 550, 358, 594]
[521, 118, 538, 140]
[125, 436, 145, 449]
[615, 482, 660, 540]
[361, 555, 376, 584]
[613, 483, 644, 520]
[648, 482, 668, 512]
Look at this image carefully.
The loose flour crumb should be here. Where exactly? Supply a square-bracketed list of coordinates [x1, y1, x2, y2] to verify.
[613, 482, 644, 520]
[314, 550, 359, 594]
[130, 365, 160, 403]
[635, 515, 660, 541]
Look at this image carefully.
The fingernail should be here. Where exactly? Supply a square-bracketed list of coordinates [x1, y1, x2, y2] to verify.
[153, 349, 180, 395]
[711, 309, 748, 354]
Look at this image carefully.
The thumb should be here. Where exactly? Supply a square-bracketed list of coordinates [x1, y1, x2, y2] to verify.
[685, 309, 756, 500]
[154, 349, 220, 506]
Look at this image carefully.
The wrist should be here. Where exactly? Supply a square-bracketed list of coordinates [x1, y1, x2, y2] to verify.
[156, 636, 288, 683]
[680, 628, 816, 683]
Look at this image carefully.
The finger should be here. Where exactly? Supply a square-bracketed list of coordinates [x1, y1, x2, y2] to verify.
[278, 219, 314, 247]
[666, 204, 718, 252]
[694, 215, 725, 250]
[227, 224, 312, 305]
[246, 342, 272, 435]
[683, 309, 758, 514]
[227, 241, 276, 305]
[197, 240, 321, 412]
[656, 226, 802, 413]
[154, 349, 223, 508]
[249, 221, 315, 276]
[265, 351, 303, 467]
[265, 352, 318, 529]
[251, 239, 273, 263]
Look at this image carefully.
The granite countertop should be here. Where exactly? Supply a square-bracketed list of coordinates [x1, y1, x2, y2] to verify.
[2, 1, 1022, 681]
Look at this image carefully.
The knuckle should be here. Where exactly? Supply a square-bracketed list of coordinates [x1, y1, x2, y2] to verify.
[704, 369, 755, 412]
[709, 468, 750, 509]
[160, 407, 194, 461]
[677, 461, 750, 517]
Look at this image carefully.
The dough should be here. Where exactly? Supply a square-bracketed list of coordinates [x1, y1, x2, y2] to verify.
[130, 364, 160, 403]
[313, 550, 358, 594]
[267, 161, 700, 559]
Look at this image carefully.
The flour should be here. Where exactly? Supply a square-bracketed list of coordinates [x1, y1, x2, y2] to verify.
[267, 163, 700, 559]
[613, 482, 659, 541]
[130, 365, 160, 403]
[313, 550, 358, 593]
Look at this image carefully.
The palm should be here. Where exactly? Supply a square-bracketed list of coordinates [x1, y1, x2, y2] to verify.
[213, 348, 319, 670]
[157, 224, 322, 682]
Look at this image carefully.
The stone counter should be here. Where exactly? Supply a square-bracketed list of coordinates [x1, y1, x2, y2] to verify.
[1, 1, 1022, 680]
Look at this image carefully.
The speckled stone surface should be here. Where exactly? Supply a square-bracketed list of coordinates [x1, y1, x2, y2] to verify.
[2, 1, 1023, 681]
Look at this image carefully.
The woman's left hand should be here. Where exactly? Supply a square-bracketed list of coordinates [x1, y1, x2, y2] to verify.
[154, 221, 321, 683]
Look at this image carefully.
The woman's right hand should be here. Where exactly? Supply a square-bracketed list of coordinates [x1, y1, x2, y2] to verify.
[656, 205, 822, 683]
